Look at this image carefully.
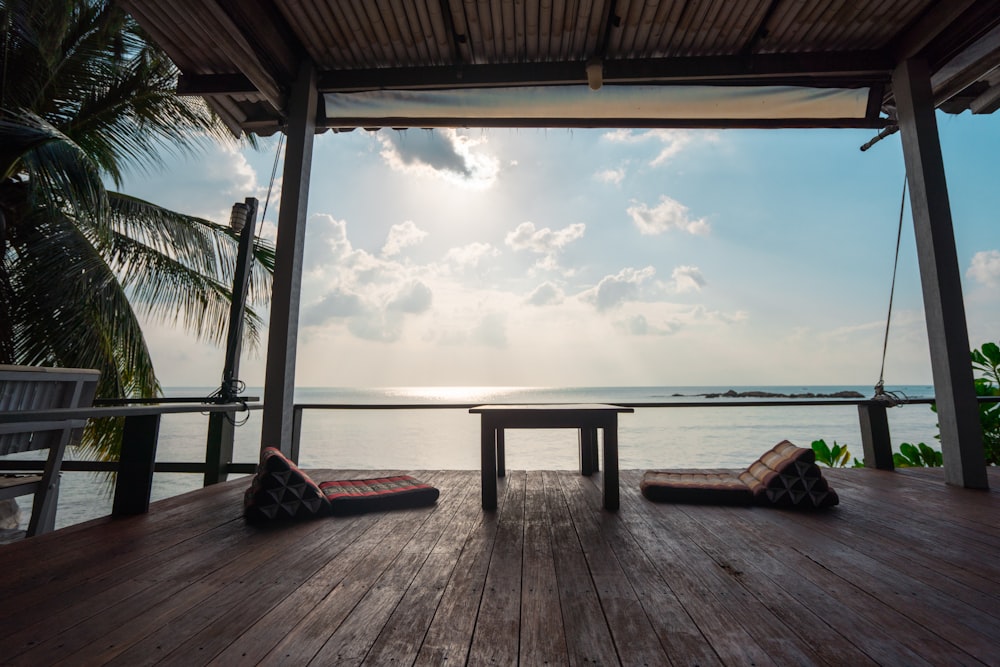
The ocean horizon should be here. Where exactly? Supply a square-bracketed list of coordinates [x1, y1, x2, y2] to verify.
[16, 384, 940, 531]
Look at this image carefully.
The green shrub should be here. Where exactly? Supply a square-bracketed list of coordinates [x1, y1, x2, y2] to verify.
[811, 439, 862, 468]
[928, 342, 999, 466]
[892, 442, 943, 467]
[971, 342, 1000, 466]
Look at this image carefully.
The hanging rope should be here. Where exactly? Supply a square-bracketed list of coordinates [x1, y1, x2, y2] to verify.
[260, 132, 284, 227]
[873, 175, 909, 406]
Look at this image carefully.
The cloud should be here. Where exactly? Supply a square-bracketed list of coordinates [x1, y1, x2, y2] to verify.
[670, 265, 706, 293]
[347, 312, 405, 343]
[967, 250, 1000, 287]
[301, 287, 364, 325]
[443, 242, 499, 270]
[381, 220, 429, 257]
[505, 221, 586, 274]
[505, 221, 586, 254]
[527, 282, 564, 306]
[602, 129, 710, 166]
[306, 214, 353, 264]
[387, 280, 433, 314]
[377, 128, 499, 188]
[627, 196, 710, 236]
[301, 215, 433, 342]
[617, 314, 679, 336]
[595, 167, 625, 185]
[582, 266, 656, 311]
[119, 139, 269, 225]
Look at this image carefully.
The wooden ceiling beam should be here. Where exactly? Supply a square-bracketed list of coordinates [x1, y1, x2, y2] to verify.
[178, 52, 893, 98]
[313, 51, 893, 92]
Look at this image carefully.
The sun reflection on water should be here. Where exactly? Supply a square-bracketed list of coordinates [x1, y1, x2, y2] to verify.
[384, 386, 534, 403]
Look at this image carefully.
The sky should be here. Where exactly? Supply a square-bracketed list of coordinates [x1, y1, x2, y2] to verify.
[120, 112, 1000, 389]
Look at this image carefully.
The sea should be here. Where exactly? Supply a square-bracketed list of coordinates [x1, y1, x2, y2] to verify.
[10, 385, 940, 532]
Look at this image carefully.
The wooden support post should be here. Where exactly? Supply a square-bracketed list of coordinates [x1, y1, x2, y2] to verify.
[893, 58, 988, 489]
[261, 60, 317, 455]
[113, 414, 161, 516]
[858, 401, 894, 470]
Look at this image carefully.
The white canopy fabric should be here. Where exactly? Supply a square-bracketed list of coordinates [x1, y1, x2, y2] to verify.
[324, 85, 872, 124]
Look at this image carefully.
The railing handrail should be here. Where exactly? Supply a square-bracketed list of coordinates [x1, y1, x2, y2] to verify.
[0, 400, 257, 423]
[94, 396, 260, 406]
[290, 396, 1000, 411]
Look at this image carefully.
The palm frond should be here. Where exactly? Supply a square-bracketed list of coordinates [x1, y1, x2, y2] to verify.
[106, 231, 266, 350]
[108, 192, 275, 309]
[0, 111, 109, 232]
[7, 207, 159, 459]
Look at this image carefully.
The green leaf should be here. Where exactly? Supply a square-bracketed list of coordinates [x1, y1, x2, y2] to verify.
[811, 439, 832, 466]
[811, 439, 853, 467]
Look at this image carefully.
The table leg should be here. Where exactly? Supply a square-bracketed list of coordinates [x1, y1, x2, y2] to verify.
[496, 428, 506, 477]
[579, 427, 598, 476]
[602, 420, 620, 511]
[481, 420, 497, 510]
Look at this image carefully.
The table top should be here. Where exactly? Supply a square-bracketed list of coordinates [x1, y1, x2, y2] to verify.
[469, 403, 634, 414]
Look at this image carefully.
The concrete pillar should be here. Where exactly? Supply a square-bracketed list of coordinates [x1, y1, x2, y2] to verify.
[260, 60, 317, 455]
[892, 58, 987, 489]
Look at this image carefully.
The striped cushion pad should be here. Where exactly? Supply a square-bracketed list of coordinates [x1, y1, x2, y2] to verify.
[641, 440, 839, 509]
[640, 470, 754, 505]
[319, 475, 440, 516]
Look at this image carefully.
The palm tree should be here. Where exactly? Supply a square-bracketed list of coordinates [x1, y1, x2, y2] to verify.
[0, 0, 275, 459]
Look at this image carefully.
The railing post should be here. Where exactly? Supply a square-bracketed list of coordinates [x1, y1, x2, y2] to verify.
[289, 405, 303, 464]
[204, 411, 235, 486]
[858, 401, 894, 470]
[113, 414, 161, 516]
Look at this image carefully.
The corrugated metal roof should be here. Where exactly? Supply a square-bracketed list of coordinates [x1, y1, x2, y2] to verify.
[119, 0, 1000, 135]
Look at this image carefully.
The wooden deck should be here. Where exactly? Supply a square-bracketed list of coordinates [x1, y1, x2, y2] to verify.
[1, 467, 998, 666]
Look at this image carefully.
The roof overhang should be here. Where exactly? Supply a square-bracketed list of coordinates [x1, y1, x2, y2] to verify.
[121, 0, 1000, 136]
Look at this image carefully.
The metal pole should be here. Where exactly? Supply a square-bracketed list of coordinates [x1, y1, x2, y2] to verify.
[205, 199, 258, 485]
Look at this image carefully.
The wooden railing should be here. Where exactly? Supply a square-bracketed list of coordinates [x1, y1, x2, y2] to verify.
[3, 394, 996, 524]
[290, 395, 999, 472]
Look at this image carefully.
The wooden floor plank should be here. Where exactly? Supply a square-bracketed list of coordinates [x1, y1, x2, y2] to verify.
[517, 470, 568, 665]
[617, 481, 822, 666]
[729, 488, 996, 664]
[798, 475, 1000, 617]
[411, 473, 510, 666]
[256, 482, 448, 664]
[542, 470, 622, 666]
[551, 471, 671, 667]
[323, 472, 477, 665]
[1, 467, 998, 667]
[560, 473, 723, 667]
[466, 471, 526, 666]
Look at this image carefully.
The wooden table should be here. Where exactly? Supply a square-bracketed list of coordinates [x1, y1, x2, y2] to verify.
[470, 404, 634, 511]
